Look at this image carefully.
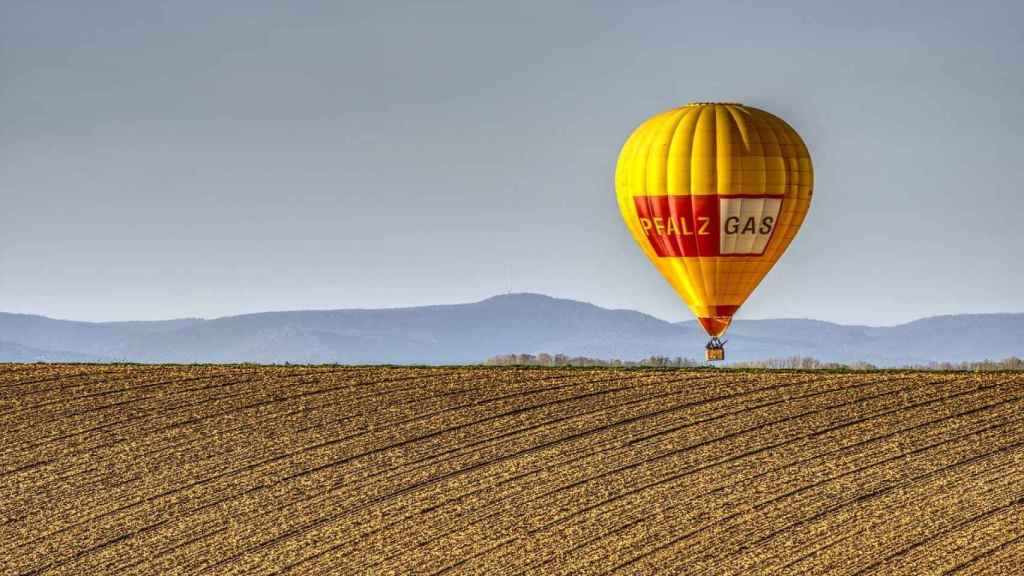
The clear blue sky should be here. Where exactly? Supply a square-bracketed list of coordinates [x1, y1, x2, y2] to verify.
[2, 1, 1022, 324]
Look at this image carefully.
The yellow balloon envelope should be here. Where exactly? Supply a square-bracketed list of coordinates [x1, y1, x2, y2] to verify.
[615, 103, 813, 357]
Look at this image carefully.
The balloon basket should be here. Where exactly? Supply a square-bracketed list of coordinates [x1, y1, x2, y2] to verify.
[705, 337, 725, 362]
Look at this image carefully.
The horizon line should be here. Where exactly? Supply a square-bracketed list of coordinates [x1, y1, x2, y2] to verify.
[2, 292, 1020, 329]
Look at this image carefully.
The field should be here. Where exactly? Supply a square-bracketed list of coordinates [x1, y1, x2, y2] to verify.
[2, 365, 1023, 575]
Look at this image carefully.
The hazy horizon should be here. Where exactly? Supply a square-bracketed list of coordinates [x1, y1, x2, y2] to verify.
[5, 291, 1021, 328]
[4, 1, 1023, 324]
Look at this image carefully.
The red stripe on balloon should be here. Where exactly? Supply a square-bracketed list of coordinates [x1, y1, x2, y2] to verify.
[633, 196, 719, 257]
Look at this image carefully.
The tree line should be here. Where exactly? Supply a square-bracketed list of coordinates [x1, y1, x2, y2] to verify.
[484, 353, 1024, 371]
[730, 356, 1024, 370]
[484, 353, 702, 367]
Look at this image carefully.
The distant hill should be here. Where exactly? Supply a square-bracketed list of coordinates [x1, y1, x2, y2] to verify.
[0, 340, 113, 363]
[1, 294, 1021, 366]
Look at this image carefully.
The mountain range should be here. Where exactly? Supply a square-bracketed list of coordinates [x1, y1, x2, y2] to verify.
[1, 294, 1021, 366]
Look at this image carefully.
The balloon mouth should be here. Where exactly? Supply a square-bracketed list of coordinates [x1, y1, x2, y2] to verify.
[698, 316, 733, 338]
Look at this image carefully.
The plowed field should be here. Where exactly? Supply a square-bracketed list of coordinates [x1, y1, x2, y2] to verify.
[2, 364, 1023, 575]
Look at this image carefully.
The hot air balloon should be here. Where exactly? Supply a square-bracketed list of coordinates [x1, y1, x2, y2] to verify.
[615, 103, 813, 361]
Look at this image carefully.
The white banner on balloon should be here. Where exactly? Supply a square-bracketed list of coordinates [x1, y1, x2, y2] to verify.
[719, 197, 782, 256]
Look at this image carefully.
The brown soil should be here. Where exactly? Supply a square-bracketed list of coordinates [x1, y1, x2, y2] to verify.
[2, 365, 1022, 574]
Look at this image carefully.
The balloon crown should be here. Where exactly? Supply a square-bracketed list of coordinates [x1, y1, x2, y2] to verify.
[686, 101, 743, 106]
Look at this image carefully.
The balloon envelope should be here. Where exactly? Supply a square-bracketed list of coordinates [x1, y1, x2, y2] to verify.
[615, 103, 813, 338]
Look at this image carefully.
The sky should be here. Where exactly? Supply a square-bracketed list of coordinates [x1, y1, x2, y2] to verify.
[2, 1, 1023, 325]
